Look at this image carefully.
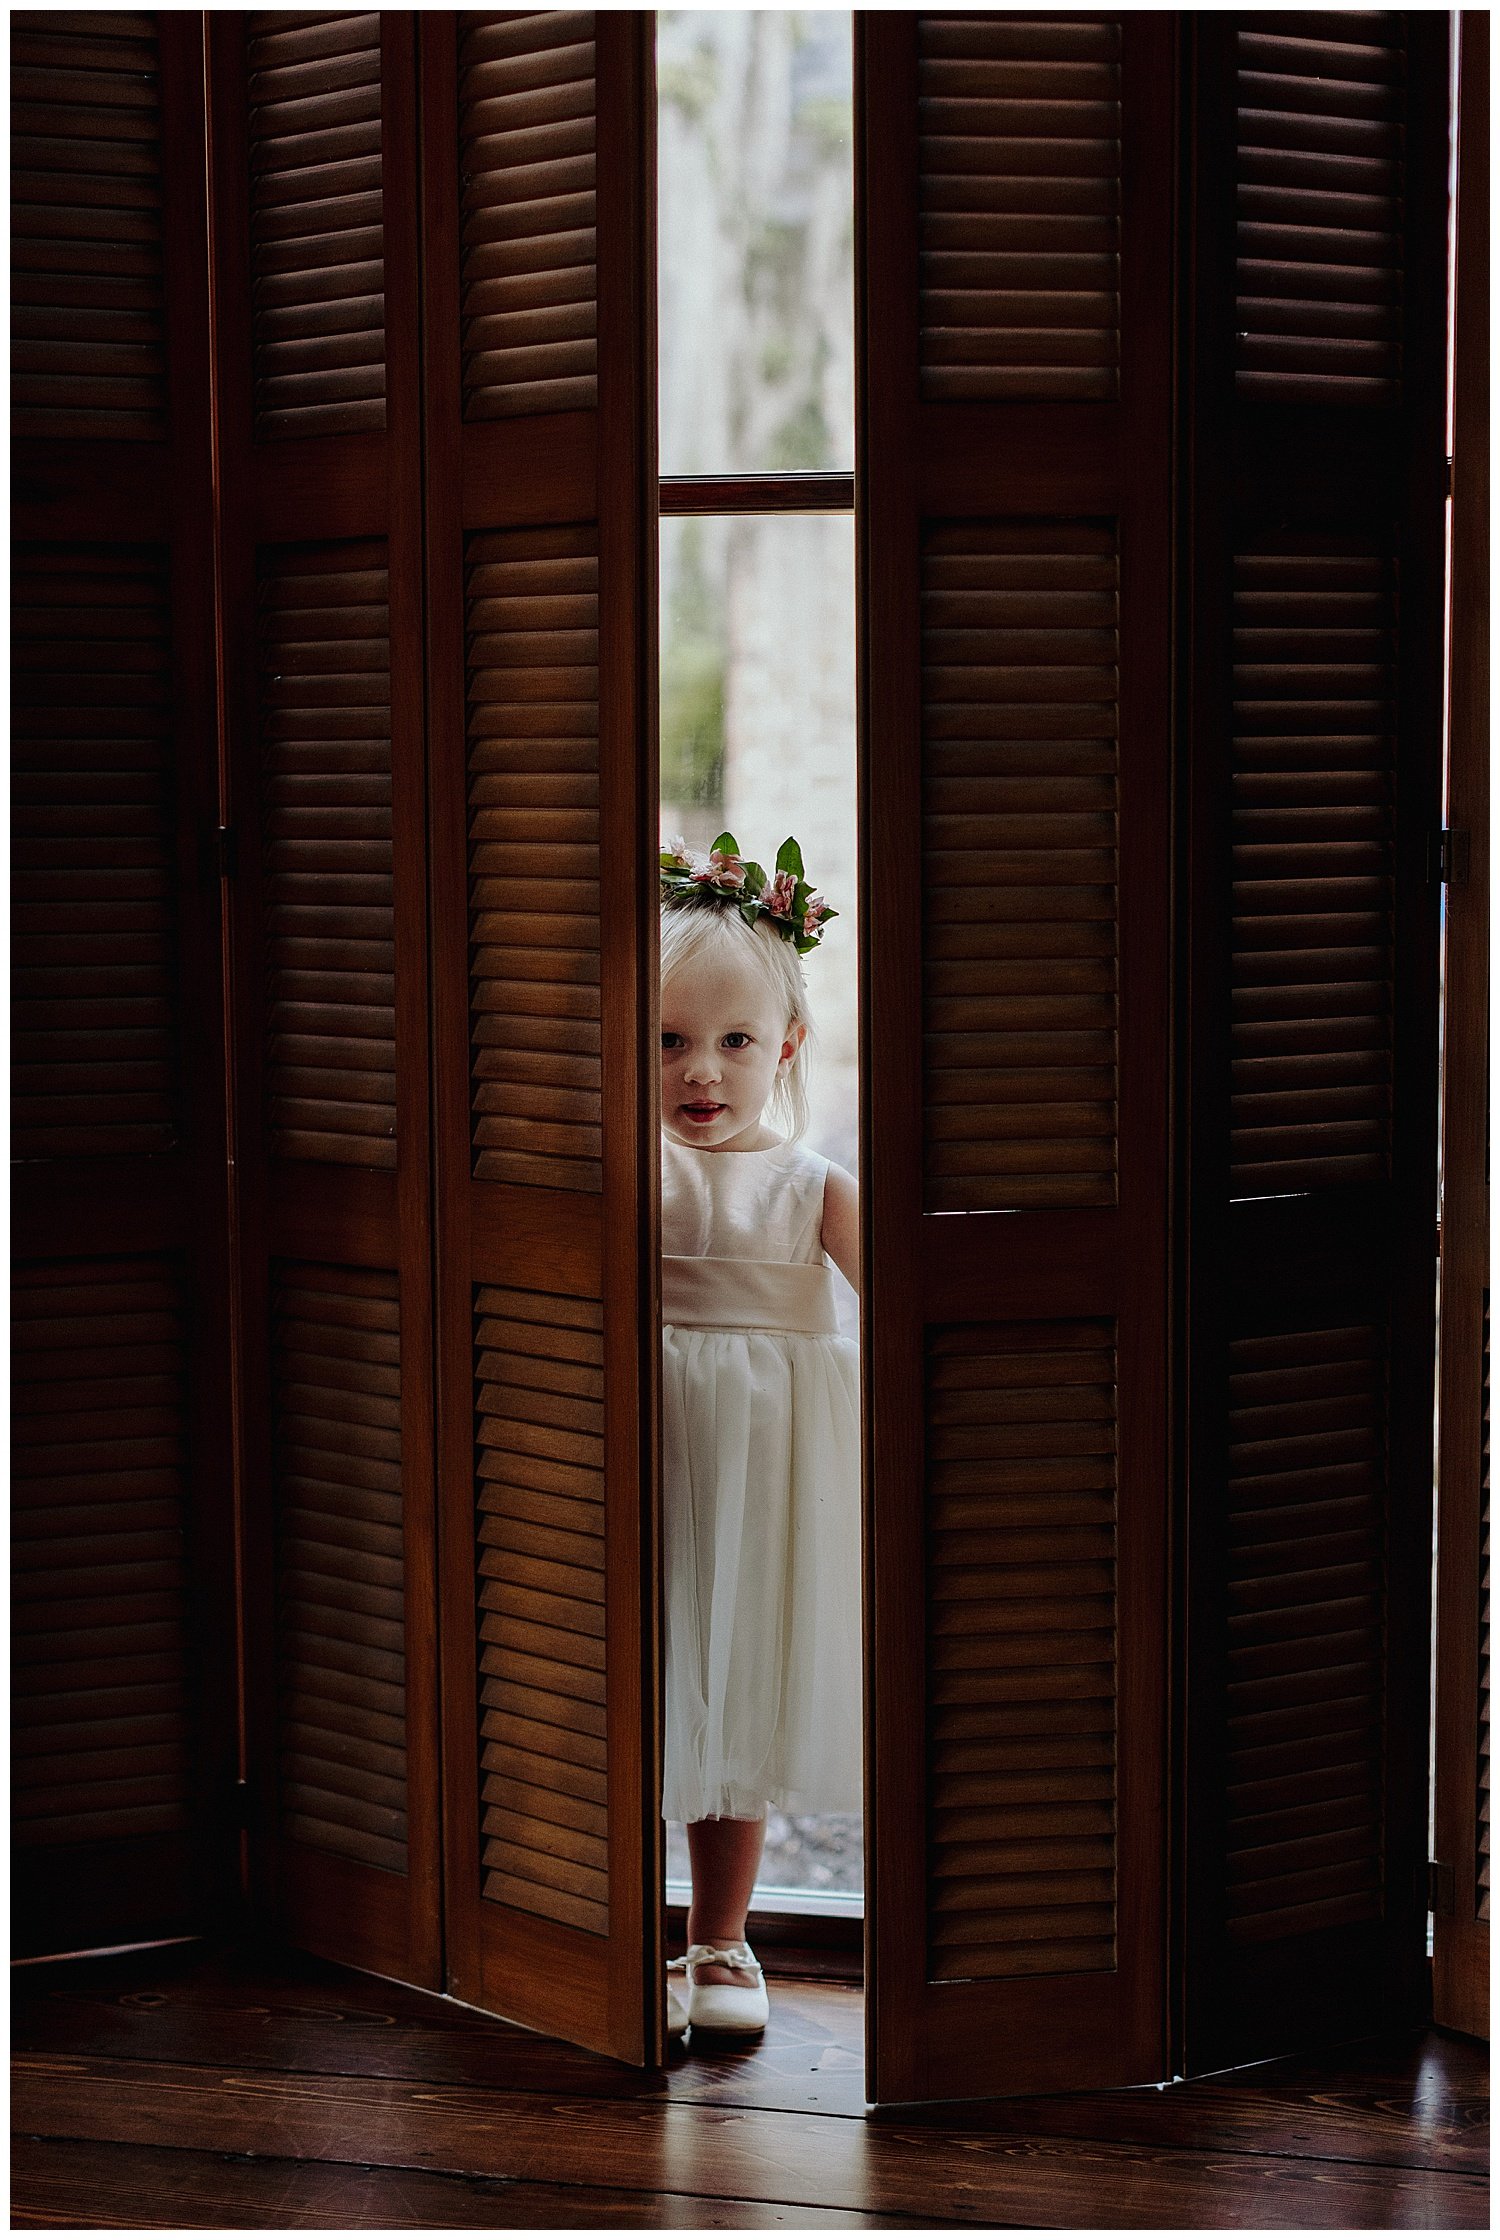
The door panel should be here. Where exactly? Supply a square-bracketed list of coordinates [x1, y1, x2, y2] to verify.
[421, 10, 662, 2064]
[857, 11, 1175, 2103]
[1432, 6, 1489, 2044]
[11, 10, 238, 1959]
[207, 9, 442, 1990]
[1179, 10, 1450, 2071]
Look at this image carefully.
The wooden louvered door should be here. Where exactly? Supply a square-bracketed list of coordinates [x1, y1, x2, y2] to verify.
[11, 11, 239, 1956]
[206, 11, 441, 1988]
[1432, 7, 1488, 2045]
[420, 12, 661, 2062]
[857, 13, 1175, 2101]
[1179, 12, 1450, 2070]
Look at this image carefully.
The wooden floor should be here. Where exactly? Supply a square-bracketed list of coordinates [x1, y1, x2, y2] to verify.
[10, 1935, 1490, 2229]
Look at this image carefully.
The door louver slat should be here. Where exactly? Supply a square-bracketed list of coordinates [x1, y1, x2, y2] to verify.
[259, 539, 396, 1168]
[926, 1320, 1119, 1980]
[13, 1258, 192, 1846]
[458, 11, 598, 421]
[475, 1283, 609, 1937]
[246, 10, 386, 438]
[12, 543, 180, 1162]
[922, 522, 1119, 1210]
[272, 1261, 408, 1875]
[1235, 17, 1406, 401]
[11, 11, 167, 441]
[1225, 1321, 1389, 1941]
[917, 15, 1121, 402]
[467, 525, 601, 1191]
[1230, 547, 1397, 1197]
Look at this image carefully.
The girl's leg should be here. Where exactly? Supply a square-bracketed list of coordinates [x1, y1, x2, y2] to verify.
[685, 1813, 766, 1984]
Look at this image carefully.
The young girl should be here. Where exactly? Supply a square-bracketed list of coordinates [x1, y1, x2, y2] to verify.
[657, 834, 862, 2040]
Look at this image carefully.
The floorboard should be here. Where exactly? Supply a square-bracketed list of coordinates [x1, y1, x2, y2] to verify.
[10, 1937, 1490, 2230]
[9, 2138, 928, 2230]
[9, 1941, 872, 2119]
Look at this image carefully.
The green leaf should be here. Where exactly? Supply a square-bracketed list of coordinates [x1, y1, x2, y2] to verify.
[741, 859, 767, 894]
[775, 835, 804, 879]
[709, 829, 740, 859]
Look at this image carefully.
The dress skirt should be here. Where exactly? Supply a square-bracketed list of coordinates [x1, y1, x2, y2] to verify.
[660, 1319, 864, 1824]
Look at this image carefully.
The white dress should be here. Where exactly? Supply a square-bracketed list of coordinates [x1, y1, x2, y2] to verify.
[659, 1132, 863, 1824]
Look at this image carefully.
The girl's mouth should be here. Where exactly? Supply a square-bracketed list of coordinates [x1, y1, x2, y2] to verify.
[681, 1101, 726, 1123]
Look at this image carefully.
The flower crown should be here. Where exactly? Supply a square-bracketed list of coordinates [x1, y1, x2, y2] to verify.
[659, 831, 837, 957]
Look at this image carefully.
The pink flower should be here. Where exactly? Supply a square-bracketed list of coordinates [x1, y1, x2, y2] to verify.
[803, 891, 827, 930]
[700, 848, 746, 891]
[763, 869, 797, 918]
[660, 833, 692, 868]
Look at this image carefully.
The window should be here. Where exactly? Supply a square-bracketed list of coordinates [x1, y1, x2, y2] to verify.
[658, 9, 861, 1908]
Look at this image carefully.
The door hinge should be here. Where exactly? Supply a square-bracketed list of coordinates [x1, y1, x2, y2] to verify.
[1430, 827, 1470, 887]
[1428, 1858, 1455, 1915]
[201, 821, 237, 885]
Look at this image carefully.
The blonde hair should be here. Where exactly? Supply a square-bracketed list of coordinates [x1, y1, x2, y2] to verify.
[659, 901, 816, 1142]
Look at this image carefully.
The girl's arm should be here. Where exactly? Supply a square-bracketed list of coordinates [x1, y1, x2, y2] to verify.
[820, 1161, 860, 1293]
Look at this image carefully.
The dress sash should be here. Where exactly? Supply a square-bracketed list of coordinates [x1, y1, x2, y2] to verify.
[661, 1253, 839, 1336]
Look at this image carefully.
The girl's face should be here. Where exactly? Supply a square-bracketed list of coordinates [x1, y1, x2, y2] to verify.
[660, 942, 805, 1151]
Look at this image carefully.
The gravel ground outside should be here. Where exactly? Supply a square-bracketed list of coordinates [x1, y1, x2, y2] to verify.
[666, 1810, 865, 1899]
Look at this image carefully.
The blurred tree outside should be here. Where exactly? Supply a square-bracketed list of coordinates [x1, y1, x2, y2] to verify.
[659, 515, 726, 817]
[657, 9, 853, 482]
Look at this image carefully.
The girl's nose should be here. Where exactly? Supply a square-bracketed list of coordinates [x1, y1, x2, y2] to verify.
[683, 1050, 721, 1084]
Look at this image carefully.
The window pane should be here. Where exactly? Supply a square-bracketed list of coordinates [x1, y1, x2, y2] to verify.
[657, 12, 854, 476]
[660, 510, 863, 1907]
[660, 510, 858, 1179]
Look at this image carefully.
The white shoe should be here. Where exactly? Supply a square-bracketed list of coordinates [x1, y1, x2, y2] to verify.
[681, 1940, 769, 2035]
[666, 1954, 690, 2039]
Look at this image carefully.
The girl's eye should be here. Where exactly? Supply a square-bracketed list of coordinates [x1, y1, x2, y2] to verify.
[722, 1032, 751, 1049]
[661, 1032, 681, 1051]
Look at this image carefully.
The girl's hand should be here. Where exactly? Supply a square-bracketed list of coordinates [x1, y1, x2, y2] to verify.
[820, 1161, 860, 1293]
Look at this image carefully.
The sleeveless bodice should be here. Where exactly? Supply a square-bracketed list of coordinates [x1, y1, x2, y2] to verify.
[660, 1134, 836, 1334]
[661, 1135, 830, 1264]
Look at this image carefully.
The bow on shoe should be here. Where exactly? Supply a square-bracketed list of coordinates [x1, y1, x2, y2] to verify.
[670, 1941, 770, 2035]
